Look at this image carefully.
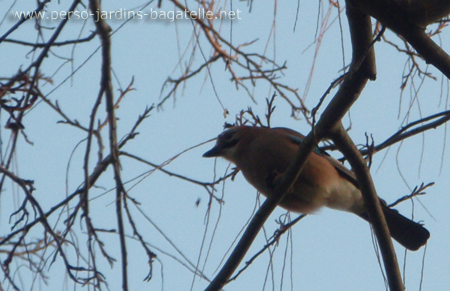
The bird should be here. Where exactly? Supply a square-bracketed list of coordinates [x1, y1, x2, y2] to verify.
[203, 125, 430, 251]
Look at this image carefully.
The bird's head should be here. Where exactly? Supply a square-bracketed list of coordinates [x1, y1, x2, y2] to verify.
[203, 126, 248, 162]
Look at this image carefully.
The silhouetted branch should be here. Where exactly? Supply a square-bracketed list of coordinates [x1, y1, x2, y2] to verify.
[89, 0, 128, 289]
[3, 32, 96, 47]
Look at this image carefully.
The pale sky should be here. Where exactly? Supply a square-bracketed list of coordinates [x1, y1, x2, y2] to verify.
[1, 1, 449, 290]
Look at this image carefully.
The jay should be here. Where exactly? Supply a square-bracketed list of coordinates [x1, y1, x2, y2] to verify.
[203, 126, 430, 251]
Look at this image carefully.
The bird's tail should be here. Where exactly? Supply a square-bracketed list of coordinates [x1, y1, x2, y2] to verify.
[359, 203, 430, 251]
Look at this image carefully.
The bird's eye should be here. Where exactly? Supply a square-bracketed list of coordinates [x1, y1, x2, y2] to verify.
[221, 130, 235, 141]
[219, 129, 239, 149]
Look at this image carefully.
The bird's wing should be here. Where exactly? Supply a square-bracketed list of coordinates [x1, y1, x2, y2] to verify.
[274, 127, 325, 156]
[274, 127, 360, 188]
[322, 155, 359, 188]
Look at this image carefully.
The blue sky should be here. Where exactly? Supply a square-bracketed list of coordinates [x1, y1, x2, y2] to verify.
[1, 1, 449, 290]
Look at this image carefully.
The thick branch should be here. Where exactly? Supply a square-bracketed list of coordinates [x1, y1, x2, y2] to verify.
[352, 0, 450, 79]
[329, 124, 404, 291]
[401, 28, 450, 79]
[206, 3, 377, 290]
[205, 134, 314, 291]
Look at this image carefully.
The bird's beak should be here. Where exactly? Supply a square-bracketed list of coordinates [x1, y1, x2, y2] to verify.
[203, 145, 222, 158]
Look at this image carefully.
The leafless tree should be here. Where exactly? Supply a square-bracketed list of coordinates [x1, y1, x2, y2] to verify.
[0, 0, 449, 290]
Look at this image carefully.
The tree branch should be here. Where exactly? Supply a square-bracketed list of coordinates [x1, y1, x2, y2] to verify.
[329, 124, 404, 291]
[206, 2, 378, 290]
[89, 0, 128, 289]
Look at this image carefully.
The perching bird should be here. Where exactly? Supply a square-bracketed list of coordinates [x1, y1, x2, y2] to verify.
[203, 126, 430, 251]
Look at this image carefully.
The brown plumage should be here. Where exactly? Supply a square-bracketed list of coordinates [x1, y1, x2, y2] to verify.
[203, 126, 430, 251]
